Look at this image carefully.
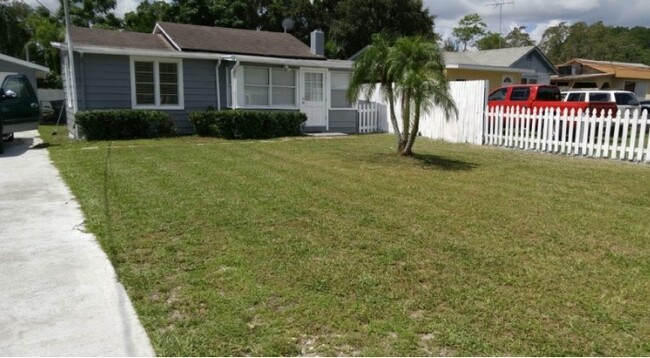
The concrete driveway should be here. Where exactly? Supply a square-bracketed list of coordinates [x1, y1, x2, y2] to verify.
[0, 130, 154, 356]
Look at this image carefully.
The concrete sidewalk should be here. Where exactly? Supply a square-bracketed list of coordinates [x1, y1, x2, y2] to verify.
[0, 131, 154, 356]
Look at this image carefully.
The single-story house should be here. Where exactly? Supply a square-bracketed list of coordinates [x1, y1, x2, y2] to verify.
[52, 22, 357, 137]
[0, 53, 50, 91]
[550, 58, 650, 99]
[444, 46, 558, 92]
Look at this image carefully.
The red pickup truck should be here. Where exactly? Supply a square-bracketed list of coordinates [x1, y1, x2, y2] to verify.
[488, 84, 617, 116]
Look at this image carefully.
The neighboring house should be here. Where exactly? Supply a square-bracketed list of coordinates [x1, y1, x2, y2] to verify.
[444, 46, 558, 92]
[550, 58, 650, 100]
[0, 53, 50, 91]
[52, 22, 357, 137]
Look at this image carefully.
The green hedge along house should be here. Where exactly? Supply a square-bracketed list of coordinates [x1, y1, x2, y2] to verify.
[53, 22, 358, 138]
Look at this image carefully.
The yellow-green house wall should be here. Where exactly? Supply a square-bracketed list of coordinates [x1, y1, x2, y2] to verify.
[446, 69, 523, 93]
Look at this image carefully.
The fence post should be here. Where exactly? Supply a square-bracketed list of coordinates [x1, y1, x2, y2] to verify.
[636, 110, 650, 162]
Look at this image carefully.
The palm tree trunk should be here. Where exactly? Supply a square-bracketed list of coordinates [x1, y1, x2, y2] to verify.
[402, 101, 421, 156]
[399, 90, 411, 153]
[386, 86, 404, 149]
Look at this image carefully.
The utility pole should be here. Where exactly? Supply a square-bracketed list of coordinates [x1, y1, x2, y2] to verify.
[486, 0, 514, 48]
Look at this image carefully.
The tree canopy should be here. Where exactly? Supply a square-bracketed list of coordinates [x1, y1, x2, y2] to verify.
[451, 13, 486, 51]
[539, 21, 650, 65]
[122, 0, 435, 59]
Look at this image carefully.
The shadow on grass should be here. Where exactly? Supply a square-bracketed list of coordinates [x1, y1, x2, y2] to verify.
[363, 152, 479, 171]
[412, 153, 479, 171]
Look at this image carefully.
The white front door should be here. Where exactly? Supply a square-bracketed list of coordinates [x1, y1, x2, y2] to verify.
[300, 69, 327, 128]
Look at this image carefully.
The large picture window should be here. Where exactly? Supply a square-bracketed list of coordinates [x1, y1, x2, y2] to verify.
[131, 58, 183, 109]
[243, 66, 296, 107]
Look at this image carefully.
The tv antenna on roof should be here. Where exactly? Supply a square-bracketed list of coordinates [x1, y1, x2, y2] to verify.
[486, 1, 514, 38]
[282, 18, 295, 33]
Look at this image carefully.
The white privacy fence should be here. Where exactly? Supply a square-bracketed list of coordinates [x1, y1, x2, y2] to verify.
[484, 106, 650, 162]
[359, 80, 487, 144]
[357, 82, 650, 163]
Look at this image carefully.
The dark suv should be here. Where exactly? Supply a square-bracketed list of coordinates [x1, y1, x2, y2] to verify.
[0, 72, 41, 153]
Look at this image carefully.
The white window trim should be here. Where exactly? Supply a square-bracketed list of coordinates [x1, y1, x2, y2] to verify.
[329, 71, 355, 110]
[130, 56, 184, 110]
[241, 65, 298, 109]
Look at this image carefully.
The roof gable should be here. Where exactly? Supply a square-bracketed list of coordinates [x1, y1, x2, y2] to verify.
[444, 46, 535, 67]
[154, 22, 325, 60]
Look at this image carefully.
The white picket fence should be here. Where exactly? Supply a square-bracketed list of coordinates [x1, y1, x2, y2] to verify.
[358, 102, 380, 133]
[484, 106, 650, 162]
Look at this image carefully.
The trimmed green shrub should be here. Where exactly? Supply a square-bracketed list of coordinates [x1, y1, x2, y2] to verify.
[75, 109, 176, 140]
[189, 110, 306, 139]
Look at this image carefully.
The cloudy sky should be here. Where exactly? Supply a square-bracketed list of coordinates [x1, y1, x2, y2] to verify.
[26, 0, 650, 42]
[427, 0, 650, 43]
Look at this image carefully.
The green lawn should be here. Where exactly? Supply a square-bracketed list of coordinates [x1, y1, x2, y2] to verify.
[40, 126, 650, 356]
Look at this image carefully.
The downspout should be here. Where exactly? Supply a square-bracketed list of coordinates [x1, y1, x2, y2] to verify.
[231, 60, 240, 110]
[79, 52, 86, 111]
[215, 59, 221, 111]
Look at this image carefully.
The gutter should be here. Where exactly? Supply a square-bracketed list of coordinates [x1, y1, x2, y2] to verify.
[215, 59, 221, 111]
[446, 63, 535, 74]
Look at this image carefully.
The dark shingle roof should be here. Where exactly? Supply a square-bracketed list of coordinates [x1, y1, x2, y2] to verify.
[69, 27, 175, 51]
[155, 22, 324, 60]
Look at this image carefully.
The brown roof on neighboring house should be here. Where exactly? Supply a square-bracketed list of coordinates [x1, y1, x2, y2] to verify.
[69, 27, 176, 51]
[155, 22, 325, 60]
[559, 58, 650, 80]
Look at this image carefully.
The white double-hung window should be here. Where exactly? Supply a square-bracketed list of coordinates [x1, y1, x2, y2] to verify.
[131, 57, 184, 109]
[330, 71, 352, 108]
[243, 66, 296, 108]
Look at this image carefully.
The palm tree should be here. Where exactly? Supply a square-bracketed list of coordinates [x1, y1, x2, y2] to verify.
[388, 36, 457, 156]
[347, 33, 405, 151]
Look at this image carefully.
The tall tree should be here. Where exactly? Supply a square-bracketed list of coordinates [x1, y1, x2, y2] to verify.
[476, 31, 505, 50]
[124, 0, 172, 32]
[57, 0, 120, 28]
[0, 0, 32, 58]
[538, 21, 570, 63]
[330, 0, 435, 59]
[452, 13, 486, 51]
[441, 37, 458, 52]
[26, 6, 64, 83]
[505, 26, 535, 47]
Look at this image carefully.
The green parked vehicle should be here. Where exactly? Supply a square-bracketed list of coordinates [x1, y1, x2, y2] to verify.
[0, 72, 41, 154]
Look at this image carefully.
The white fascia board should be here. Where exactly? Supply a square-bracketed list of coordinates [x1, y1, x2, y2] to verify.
[0, 53, 50, 73]
[446, 63, 535, 74]
[51, 42, 222, 60]
[50, 42, 354, 70]
[227, 54, 353, 70]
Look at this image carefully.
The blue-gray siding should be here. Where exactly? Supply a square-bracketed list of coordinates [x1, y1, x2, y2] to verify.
[512, 51, 558, 75]
[69, 54, 230, 135]
[329, 109, 358, 134]
[63, 54, 356, 136]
